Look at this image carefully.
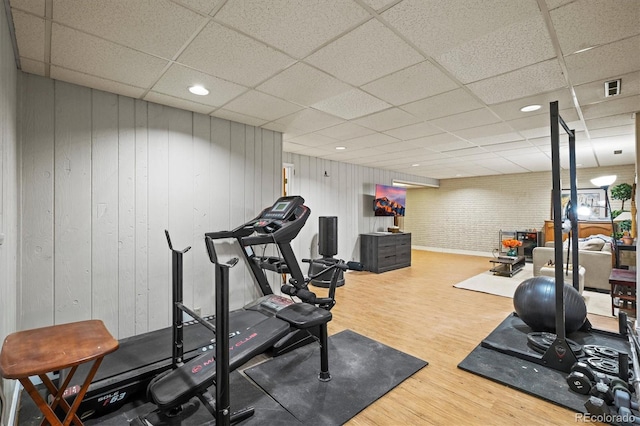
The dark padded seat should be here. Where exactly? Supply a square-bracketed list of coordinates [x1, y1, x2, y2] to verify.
[276, 303, 332, 329]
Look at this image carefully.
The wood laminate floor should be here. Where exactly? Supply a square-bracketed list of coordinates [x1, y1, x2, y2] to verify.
[318, 250, 617, 426]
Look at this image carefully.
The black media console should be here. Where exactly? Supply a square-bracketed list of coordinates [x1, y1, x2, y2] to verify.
[360, 232, 411, 273]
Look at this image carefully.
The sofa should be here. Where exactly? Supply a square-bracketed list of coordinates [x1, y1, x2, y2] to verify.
[532, 235, 614, 292]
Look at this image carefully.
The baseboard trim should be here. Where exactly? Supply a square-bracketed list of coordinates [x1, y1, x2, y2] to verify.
[412, 245, 493, 258]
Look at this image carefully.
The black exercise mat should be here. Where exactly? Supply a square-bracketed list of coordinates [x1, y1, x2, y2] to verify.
[18, 370, 299, 425]
[458, 313, 630, 416]
[244, 329, 428, 425]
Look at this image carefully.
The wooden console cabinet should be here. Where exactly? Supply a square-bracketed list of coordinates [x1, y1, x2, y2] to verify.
[543, 220, 613, 243]
[360, 233, 411, 273]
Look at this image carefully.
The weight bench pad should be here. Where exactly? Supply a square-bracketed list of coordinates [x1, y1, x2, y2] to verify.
[276, 303, 332, 329]
[149, 316, 290, 410]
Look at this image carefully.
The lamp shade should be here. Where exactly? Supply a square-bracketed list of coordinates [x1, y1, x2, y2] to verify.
[613, 211, 633, 222]
[590, 175, 617, 187]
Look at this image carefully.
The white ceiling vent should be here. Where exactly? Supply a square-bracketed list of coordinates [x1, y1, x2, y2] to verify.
[605, 79, 621, 97]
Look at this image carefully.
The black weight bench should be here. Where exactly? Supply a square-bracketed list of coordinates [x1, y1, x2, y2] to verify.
[148, 303, 333, 414]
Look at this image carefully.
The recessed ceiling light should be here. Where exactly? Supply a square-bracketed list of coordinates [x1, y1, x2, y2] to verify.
[520, 104, 541, 112]
[188, 85, 209, 96]
[336, 146, 346, 150]
[411, 164, 419, 167]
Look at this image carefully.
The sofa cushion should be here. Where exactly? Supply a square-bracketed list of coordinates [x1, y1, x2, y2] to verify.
[578, 239, 605, 251]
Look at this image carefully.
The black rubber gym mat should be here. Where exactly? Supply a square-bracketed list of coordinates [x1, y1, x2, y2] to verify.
[244, 329, 428, 425]
[458, 313, 630, 415]
[18, 370, 300, 426]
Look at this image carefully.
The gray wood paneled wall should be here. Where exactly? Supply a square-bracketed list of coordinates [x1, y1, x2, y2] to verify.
[0, 1, 19, 413]
[19, 74, 282, 339]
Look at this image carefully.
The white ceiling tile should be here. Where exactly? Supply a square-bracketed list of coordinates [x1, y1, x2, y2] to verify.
[575, 71, 640, 106]
[481, 140, 534, 152]
[360, 0, 398, 11]
[444, 146, 487, 156]
[438, 15, 555, 84]
[427, 108, 501, 132]
[11, 10, 45, 62]
[173, 0, 222, 14]
[501, 152, 553, 171]
[451, 122, 519, 141]
[305, 19, 423, 86]
[10, 0, 45, 16]
[550, 0, 640, 55]
[591, 135, 636, 166]
[316, 122, 376, 140]
[151, 64, 247, 107]
[20, 58, 46, 75]
[490, 88, 573, 121]
[467, 59, 567, 104]
[177, 21, 295, 87]
[400, 88, 483, 121]
[361, 61, 460, 106]
[271, 108, 344, 133]
[479, 157, 534, 173]
[383, 121, 442, 140]
[286, 133, 339, 147]
[282, 141, 308, 154]
[506, 107, 579, 132]
[405, 133, 464, 149]
[310, 89, 391, 120]
[544, 0, 573, 11]
[586, 114, 636, 130]
[589, 125, 635, 139]
[51, 24, 169, 88]
[53, 0, 206, 59]
[341, 132, 400, 149]
[353, 108, 421, 132]
[268, 123, 307, 139]
[564, 36, 640, 86]
[222, 90, 302, 121]
[381, 0, 541, 57]
[212, 109, 268, 127]
[256, 63, 353, 107]
[144, 91, 214, 114]
[50, 66, 146, 99]
[581, 95, 640, 120]
[214, 0, 371, 59]
[423, 139, 474, 152]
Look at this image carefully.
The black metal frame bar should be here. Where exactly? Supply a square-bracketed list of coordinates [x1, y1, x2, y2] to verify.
[546, 101, 580, 372]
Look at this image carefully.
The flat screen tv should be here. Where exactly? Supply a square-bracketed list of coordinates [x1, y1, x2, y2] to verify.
[373, 184, 406, 217]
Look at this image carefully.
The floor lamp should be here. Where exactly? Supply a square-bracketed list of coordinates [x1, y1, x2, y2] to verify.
[591, 174, 618, 268]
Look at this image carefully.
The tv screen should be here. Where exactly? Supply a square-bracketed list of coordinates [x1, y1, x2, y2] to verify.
[373, 184, 406, 217]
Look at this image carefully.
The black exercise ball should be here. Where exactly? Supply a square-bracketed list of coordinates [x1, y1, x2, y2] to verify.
[513, 275, 587, 334]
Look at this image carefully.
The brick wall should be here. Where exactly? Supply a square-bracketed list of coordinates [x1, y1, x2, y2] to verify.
[405, 164, 635, 254]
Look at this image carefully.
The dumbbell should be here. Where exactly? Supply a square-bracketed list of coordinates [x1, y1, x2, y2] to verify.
[567, 362, 630, 403]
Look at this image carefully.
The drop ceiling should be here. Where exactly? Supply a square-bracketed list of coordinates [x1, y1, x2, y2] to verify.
[6, 0, 639, 180]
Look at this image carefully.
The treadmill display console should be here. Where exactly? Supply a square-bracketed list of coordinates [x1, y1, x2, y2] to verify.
[262, 196, 304, 220]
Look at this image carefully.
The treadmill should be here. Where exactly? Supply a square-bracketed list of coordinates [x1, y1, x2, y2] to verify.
[63, 196, 314, 420]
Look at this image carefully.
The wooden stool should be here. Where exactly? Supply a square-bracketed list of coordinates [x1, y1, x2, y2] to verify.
[0, 320, 118, 426]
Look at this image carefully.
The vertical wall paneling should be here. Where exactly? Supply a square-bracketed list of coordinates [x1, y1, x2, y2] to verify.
[243, 125, 259, 303]
[134, 99, 149, 334]
[19, 75, 54, 329]
[54, 82, 93, 324]
[229, 121, 246, 307]
[1, 1, 19, 414]
[192, 113, 214, 315]
[92, 90, 120, 332]
[168, 108, 194, 310]
[147, 103, 170, 330]
[118, 96, 136, 338]
[209, 117, 232, 312]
